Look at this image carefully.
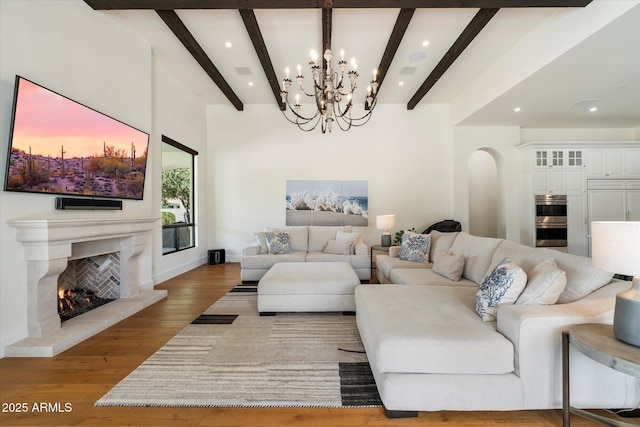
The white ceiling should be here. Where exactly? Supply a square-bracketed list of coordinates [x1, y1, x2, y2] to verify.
[106, 3, 640, 129]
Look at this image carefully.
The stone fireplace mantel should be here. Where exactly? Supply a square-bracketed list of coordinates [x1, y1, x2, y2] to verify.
[5, 217, 167, 357]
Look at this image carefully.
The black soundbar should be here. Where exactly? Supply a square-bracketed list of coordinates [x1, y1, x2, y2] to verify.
[55, 197, 123, 210]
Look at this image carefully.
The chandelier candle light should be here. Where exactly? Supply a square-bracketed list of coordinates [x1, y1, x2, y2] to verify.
[281, 48, 378, 133]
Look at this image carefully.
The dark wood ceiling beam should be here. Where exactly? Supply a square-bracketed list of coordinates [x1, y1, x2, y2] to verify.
[85, 0, 592, 10]
[239, 9, 284, 110]
[366, 8, 414, 110]
[323, 7, 332, 54]
[156, 10, 243, 111]
[407, 8, 498, 110]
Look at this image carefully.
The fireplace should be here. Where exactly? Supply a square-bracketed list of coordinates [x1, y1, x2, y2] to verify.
[58, 252, 120, 321]
[6, 218, 167, 357]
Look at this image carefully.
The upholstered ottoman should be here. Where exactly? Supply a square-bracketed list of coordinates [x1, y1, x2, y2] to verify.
[258, 262, 360, 314]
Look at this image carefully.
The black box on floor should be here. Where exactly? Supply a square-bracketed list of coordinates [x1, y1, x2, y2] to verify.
[208, 249, 225, 265]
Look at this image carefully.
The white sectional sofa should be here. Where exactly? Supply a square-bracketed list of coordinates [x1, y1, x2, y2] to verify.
[241, 225, 370, 282]
[356, 231, 639, 416]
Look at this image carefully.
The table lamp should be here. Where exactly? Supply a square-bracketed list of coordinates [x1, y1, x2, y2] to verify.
[591, 221, 640, 347]
[376, 215, 395, 247]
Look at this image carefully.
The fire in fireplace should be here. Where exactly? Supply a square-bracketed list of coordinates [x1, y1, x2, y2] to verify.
[58, 288, 115, 322]
[57, 252, 121, 322]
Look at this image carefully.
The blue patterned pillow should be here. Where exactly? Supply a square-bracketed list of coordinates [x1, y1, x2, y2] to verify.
[475, 258, 527, 321]
[399, 232, 431, 263]
[264, 232, 292, 254]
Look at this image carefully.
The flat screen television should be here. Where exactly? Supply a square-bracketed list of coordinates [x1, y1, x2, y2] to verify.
[4, 76, 149, 200]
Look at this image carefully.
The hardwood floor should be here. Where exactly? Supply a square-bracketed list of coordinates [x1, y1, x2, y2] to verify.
[0, 263, 606, 426]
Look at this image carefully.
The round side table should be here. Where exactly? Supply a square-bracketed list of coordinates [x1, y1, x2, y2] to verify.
[562, 323, 640, 427]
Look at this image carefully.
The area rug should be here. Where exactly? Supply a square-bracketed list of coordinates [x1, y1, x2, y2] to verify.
[96, 285, 382, 408]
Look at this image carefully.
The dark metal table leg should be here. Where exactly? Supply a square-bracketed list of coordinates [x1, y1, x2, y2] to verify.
[562, 331, 570, 427]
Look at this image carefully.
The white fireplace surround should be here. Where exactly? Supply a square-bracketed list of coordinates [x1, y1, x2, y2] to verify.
[5, 217, 167, 357]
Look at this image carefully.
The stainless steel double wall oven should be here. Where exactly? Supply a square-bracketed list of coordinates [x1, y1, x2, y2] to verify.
[535, 194, 568, 248]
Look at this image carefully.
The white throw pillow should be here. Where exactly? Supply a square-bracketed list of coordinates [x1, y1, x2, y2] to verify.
[516, 259, 567, 305]
[399, 232, 431, 263]
[323, 239, 352, 255]
[475, 258, 527, 321]
[254, 232, 268, 254]
[264, 232, 292, 254]
[336, 231, 359, 254]
[432, 252, 465, 282]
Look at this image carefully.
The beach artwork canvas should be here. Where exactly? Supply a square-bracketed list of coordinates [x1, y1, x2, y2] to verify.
[286, 180, 368, 226]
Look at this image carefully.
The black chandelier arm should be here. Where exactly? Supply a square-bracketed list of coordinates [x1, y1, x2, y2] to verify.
[334, 96, 376, 122]
[280, 108, 322, 132]
[280, 98, 324, 131]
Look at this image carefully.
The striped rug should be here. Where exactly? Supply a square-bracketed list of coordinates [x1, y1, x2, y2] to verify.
[96, 285, 382, 408]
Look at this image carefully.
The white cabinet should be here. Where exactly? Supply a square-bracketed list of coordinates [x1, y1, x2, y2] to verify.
[587, 149, 639, 178]
[567, 194, 587, 256]
[534, 169, 566, 194]
[587, 180, 640, 254]
[532, 149, 584, 195]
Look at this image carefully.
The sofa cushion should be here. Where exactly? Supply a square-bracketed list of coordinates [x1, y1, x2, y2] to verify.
[428, 230, 459, 262]
[265, 226, 309, 252]
[308, 226, 352, 252]
[516, 259, 567, 305]
[355, 285, 515, 375]
[306, 253, 370, 270]
[376, 254, 430, 280]
[389, 268, 477, 287]
[264, 232, 292, 254]
[399, 232, 431, 263]
[449, 232, 503, 284]
[336, 230, 359, 254]
[492, 240, 613, 303]
[323, 239, 352, 255]
[254, 232, 269, 254]
[475, 258, 527, 321]
[432, 252, 465, 281]
[491, 240, 557, 273]
[240, 252, 307, 269]
[551, 251, 614, 303]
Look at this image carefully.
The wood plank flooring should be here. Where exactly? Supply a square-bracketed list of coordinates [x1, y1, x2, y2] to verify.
[0, 262, 610, 426]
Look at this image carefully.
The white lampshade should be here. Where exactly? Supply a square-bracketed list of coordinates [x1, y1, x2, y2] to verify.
[591, 221, 640, 276]
[591, 221, 640, 347]
[376, 215, 396, 231]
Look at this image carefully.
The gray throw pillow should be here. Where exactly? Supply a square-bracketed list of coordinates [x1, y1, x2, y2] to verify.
[264, 232, 291, 254]
[399, 232, 431, 263]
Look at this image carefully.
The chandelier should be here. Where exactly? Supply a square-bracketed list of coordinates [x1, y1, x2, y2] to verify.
[280, 48, 379, 133]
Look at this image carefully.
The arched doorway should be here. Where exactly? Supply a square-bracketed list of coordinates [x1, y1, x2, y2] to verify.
[468, 150, 498, 238]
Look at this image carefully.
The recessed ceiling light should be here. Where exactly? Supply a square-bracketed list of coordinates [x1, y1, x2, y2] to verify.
[422, 40, 430, 47]
[399, 81, 404, 86]
[248, 82, 254, 86]
[225, 42, 232, 48]
[514, 107, 521, 112]
[590, 107, 598, 112]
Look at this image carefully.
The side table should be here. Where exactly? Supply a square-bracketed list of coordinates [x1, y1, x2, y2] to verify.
[562, 323, 640, 427]
[370, 244, 390, 280]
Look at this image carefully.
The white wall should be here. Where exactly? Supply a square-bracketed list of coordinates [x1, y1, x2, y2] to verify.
[0, 0, 207, 357]
[521, 128, 639, 142]
[151, 59, 209, 283]
[453, 126, 522, 241]
[206, 103, 454, 260]
[468, 150, 498, 237]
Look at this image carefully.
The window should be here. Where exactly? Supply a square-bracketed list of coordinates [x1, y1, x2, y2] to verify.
[161, 135, 197, 255]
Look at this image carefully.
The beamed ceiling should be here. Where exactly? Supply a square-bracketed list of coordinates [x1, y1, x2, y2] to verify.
[84, 0, 640, 128]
